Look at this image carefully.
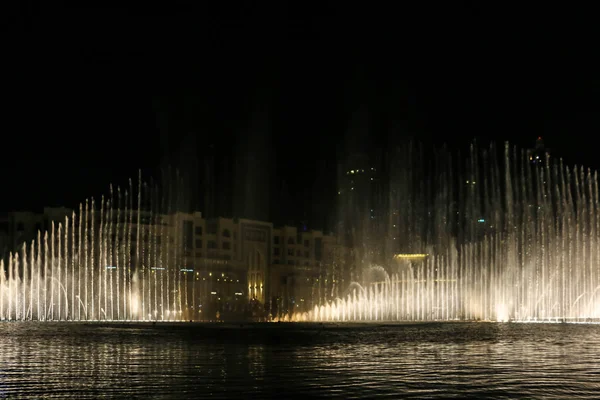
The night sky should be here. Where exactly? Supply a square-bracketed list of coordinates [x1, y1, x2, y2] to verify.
[3, 3, 600, 226]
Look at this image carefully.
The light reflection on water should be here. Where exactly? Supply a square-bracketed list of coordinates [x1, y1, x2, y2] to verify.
[1, 322, 600, 398]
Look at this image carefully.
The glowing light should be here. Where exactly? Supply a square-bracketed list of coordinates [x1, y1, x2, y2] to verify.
[394, 254, 429, 259]
[130, 295, 139, 315]
[496, 304, 509, 322]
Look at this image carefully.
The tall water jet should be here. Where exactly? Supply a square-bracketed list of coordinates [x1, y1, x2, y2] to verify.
[1, 260, 5, 320]
[293, 141, 600, 324]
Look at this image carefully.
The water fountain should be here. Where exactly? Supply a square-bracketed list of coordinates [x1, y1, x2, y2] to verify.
[292, 141, 600, 323]
[3, 141, 600, 324]
[0, 169, 193, 322]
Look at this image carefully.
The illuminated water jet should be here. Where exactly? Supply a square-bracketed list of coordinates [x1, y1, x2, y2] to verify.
[293, 141, 600, 324]
[0, 169, 192, 322]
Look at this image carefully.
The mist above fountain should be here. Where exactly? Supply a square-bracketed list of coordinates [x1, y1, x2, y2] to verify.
[293, 141, 600, 323]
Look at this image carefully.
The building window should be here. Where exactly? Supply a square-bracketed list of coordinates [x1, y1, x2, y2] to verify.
[287, 237, 294, 245]
[222, 241, 231, 250]
[296, 250, 301, 256]
[288, 260, 294, 265]
[17, 222, 24, 231]
[273, 236, 279, 245]
[304, 251, 309, 258]
[195, 226, 203, 235]
[274, 259, 279, 264]
[222, 229, 231, 238]
[304, 240, 309, 247]
[287, 249, 293, 256]
[195, 239, 202, 248]
[196, 252, 202, 258]
[208, 240, 217, 249]
[207, 222, 217, 234]
[274, 248, 280, 256]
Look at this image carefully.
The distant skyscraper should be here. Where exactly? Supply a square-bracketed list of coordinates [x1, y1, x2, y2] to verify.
[336, 150, 387, 277]
[338, 153, 382, 220]
[527, 136, 550, 166]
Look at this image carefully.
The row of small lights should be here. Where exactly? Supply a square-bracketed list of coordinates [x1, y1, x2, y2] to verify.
[201, 272, 240, 282]
[108, 268, 339, 284]
[346, 167, 376, 175]
[146, 269, 245, 283]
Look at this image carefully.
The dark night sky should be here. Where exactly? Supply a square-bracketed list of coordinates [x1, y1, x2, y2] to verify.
[2, 3, 600, 224]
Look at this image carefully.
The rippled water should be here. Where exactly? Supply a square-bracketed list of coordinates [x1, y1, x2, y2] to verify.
[1, 322, 600, 398]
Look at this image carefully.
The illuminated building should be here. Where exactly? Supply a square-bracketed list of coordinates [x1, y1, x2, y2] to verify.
[168, 213, 350, 319]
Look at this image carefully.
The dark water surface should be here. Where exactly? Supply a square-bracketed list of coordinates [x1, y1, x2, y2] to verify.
[1, 322, 600, 399]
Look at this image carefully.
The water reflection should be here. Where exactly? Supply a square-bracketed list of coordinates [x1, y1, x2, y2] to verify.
[1, 323, 600, 398]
